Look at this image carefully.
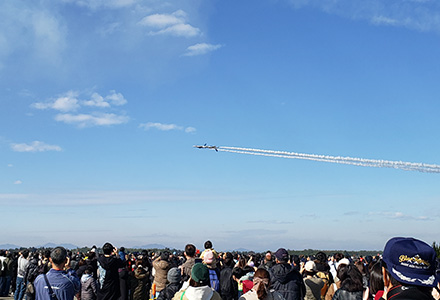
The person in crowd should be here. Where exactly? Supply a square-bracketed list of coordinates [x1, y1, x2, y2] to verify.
[200, 241, 219, 262]
[203, 250, 221, 292]
[270, 248, 305, 300]
[24, 252, 40, 300]
[219, 252, 238, 300]
[329, 254, 344, 281]
[152, 251, 172, 298]
[15, 249, 29, 300]
[181, 244, 197, 281]
[367, 262, 383, 300]
[260, 252, 274, 270]
[239, 266, 255, 295]
[331, 264, 363, 300]
[81, 266, 97, 300]
[157, 267, 182, 300]
[1, 251, 14, 296]
[0, 250, 7, 296]
[239, 268, 284, 300]
[132, 261, 149, 300]
[325, 259, 350, 300]
[97, 242, 125, 300]
[303, 261, 324, 300]
[379, 237, 439, 300]
[172, 263, 222, 300]
[34, 246, 80, 300]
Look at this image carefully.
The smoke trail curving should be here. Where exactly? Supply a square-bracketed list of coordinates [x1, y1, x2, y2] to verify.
[212, 146, 440, 173]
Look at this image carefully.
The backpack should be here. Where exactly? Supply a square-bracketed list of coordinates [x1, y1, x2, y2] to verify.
[316, 271, 330, 300]
[208, 269, 220, 292]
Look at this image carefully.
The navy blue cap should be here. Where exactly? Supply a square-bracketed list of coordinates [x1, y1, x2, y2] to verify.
[382, 237, 439, 287]
[274, 248, 289, 262]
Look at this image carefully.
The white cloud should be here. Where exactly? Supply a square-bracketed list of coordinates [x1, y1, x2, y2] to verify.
[286, 0, 440, 33]
[369, 211, 431, 221]
[82, 93, 110, 108]
[184, 43, 222, 56]
[32, 91, 80, 112]
[7, 164, 13, 167]
[11, 141, 62, 152]
[55, 113, 129, 127]
[33, 90, 127, 111]
[139, 122, 196, 133]
[185, 127, 196, 133]
[139, 10, 201, 37]
[14, 180, 22, 185]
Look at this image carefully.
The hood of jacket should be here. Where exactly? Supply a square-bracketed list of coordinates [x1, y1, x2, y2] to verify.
[271, 263, 297, 284]
[185, 286, 214, 300]
[81, 274, 93, 283]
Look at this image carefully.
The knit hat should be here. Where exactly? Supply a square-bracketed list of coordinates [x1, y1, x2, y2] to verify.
[191, 263, 209, 283]
[382, 237, 439, 287]
[167, 267, 181, 283]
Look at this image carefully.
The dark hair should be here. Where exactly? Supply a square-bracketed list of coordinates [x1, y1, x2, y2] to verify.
[337, 264, 363, 292]
[334, 253, 344, 262]
[51, 247, 68, 266]
[254, 268, 270, 300]
[185, 244, 196, 257]
[291, 255, 300, 266]
[204, 241, 212, 249]
[22, 249, 30, 259]
[0, 250, 5, 256]
[160, 251, 170, 261]
[43, 249, 51, 259]
[120, 247, 125, 252]
[102, 243, 114, 255]
[315, 252, 327, 263]
[369, 262, 384, 296]
[232, 267, 246, 279]
[224, 252, 234, 268]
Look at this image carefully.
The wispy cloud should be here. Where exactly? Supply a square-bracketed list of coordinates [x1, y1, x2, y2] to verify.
[10, 141, 62, 152]
[138, 10, 201, 37]
[369, 211, 431, 221]
[55, 113, 129, 128]
[183, 43, 222, 56]
[62, 0, 139, 9]
[32, 90, 129, 128]
[139, 122, 196, 133]
[286, 0, 440, 33]
[247, 220, 295, 225]
[14, 180, 22, 185]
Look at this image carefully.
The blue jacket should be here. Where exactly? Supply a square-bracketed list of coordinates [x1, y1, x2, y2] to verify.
[34, 268, 80, 300]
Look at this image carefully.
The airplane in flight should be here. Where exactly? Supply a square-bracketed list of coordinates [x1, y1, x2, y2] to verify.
[193, 144, 218, 152]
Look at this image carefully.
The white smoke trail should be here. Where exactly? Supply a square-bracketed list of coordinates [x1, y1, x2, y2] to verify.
[214, 146, 440, 173]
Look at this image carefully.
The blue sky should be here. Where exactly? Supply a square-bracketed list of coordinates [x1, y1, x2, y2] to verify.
[1, 0, 440, 252]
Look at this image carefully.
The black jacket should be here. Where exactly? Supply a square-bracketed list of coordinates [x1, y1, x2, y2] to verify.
[220, 266, 238, 300]
[332, 289, 362, 300]
[379, 285, 435, 300]
[156, 282, 182, 300]
[270, 263, 305, 300]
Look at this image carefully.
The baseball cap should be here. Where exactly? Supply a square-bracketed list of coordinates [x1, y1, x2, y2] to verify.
[382, 237, 439, 287]
[274, 248, 289, 262]
[305, 261, 317, 272]
[191, 263, 209, 283]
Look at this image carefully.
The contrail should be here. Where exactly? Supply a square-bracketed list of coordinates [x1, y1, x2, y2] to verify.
[194, 145, 440, 173]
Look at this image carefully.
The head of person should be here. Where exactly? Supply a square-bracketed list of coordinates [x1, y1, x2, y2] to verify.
[253, 268, 271, 300]
[369, 261, 384, 296]
[50, 247, 68, 268]
[274, 248, 289, 264]
[185, 244, 196, 258]
[265, 252, 272, 261]
[102, 243, 114, 255]
[190, 263, 210, 287]
[224, 252, 234, 268]
[337, 264, 364, 293]
[304, 261, 318, 276]
[381, 237, 439, 290]
[160, 251, 170, 261]
[204, 240, 212, 250]
[168, 267, 182, 284]
[22, 249, 30, 259]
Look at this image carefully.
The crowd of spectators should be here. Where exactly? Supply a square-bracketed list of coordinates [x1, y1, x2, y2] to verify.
[0, 237, 439, 300]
